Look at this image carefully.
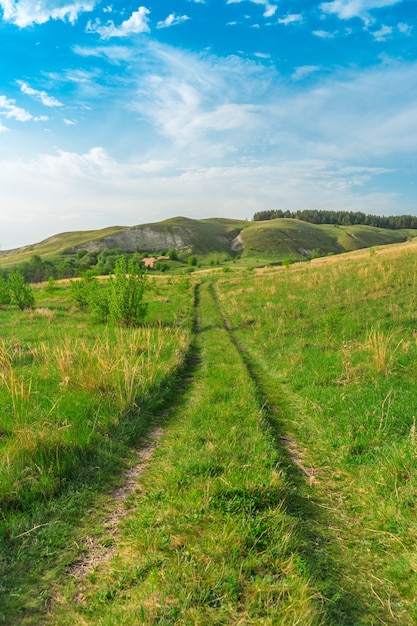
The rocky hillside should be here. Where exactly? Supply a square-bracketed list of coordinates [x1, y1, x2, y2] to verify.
[67, 217, 248, 255]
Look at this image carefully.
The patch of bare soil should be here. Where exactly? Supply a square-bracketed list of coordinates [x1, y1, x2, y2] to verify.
[67, 426, 164, 581]
[280, 433, 317, 486]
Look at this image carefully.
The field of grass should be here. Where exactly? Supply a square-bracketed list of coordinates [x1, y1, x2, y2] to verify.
[0, 277, 195, 622]
[214, 241, 417, 624]
[2, 240, 417, 624]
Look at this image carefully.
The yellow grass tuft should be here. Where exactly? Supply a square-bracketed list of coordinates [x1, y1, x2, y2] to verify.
[365, 327, 402, 375]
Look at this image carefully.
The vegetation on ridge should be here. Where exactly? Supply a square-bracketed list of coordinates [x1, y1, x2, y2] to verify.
[253, 208, 417, 230]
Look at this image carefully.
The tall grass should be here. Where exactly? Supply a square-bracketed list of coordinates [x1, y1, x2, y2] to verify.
[0, 277, 196, 623]
[364, 326, 402, 376]
[214, 244, 417, 623]
[0, 323, 192, 511]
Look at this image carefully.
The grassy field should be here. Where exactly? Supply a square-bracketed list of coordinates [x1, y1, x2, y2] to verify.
[0, 276, 195, 623]
[2, 241, 417, 623]
[214, 241, 417, 624]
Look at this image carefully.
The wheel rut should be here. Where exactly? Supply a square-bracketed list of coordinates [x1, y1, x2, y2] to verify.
[208, 281, 367, 625]
[67, 426, 164, 583]
[63, 285, 203, 589]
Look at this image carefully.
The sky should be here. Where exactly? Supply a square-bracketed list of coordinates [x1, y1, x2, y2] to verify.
[0, 0, 416, 249]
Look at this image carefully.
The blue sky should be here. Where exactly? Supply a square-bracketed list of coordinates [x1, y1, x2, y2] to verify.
[0, 0, 416, 248]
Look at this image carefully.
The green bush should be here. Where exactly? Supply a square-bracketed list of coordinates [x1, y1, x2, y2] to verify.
[70, 271, 97, 309]
[8, 271, 35, 310]
[44, 276, 56, 294]
[108, 258, 147, 327]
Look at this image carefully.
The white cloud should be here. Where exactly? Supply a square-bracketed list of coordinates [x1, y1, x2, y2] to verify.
[227, 0, 277, 18]
[126, 44, 417, 170]
[73, 44, 133, 63]
[0, 95, 33, 121]
[274, 61, 417, 160]
[371, 24, 393, 40]
[320, 0, 403, 22]
[398, 22, 412, 35]
[86, 6, 150, 38]
[291, 65, 320, 81]
[132, 47, 272, 151]
[313, 29, 336, 38]
[278, 14, 303, 25]
[64, 118, 76, 125]
[157, 13, 190, 29]
[0, 0, 95, 27]
[18, 81, 63, 107]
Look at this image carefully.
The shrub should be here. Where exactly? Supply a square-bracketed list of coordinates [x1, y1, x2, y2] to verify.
[108, 258, 147, 327]
[70, 271, 98, 309]
[308, 248, 321, 260]
[154, 262, 169, 273]
[8, 271, 35, 310]
[44, 276, 56, 294]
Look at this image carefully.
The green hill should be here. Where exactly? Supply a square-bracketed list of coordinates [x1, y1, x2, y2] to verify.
[0, 226, 127, 267]
[238, 218, 417, 261]
[0, 216, 415, 269]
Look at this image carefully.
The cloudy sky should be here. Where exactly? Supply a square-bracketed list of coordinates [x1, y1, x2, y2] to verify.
[0, 0, 415, 248]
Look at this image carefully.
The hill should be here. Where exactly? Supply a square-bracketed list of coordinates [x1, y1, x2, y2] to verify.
[238, 218, 417, 261]
[0, 216, 415, 269]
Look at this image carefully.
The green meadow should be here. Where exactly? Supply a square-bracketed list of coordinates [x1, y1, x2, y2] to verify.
[2, 239, 417, 624]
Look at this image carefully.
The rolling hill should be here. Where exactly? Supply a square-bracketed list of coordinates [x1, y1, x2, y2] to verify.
[0, 216, 416, 268]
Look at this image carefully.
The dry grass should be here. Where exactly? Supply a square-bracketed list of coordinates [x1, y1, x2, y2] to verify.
[365, 326, 402, 375]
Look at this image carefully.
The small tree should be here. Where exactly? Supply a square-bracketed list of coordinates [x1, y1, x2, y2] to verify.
[70, 271, 109, 322]
[8, 270, 35, 310]
[70, 271, 97, 309]
[188, 255, 197, 267]
[44, 276, 56, 294]
[108, 258, 147, 327]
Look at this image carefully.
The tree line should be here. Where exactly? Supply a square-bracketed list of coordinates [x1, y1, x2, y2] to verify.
[0, 248, 180, 285]
[252, 210, 417, 230]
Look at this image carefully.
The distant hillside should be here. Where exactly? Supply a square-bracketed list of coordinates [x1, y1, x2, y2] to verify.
[0, 215, 416, 269]
[65, 217, 250, 256]
[0, 226, 128, 264]
[238, 219, 417, 260]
